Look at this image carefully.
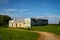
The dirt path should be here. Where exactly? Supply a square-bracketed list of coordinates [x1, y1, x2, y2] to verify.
[37, 32, 60, 40]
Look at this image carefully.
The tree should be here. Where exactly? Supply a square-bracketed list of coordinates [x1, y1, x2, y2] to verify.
[59, 21, 60, 24]
[0, 15, 12, 26]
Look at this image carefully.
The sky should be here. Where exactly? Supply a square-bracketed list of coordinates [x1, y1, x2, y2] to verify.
[0, 0, 60, 24]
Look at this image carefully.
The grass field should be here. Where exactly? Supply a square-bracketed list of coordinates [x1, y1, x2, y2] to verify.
[0, 24, 60, 40]
[32, 24, 60, 35]
[0, 28, 39, 40]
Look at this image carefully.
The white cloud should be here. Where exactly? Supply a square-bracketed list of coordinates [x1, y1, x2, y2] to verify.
[1, 8, 31, 15]
[47, 15, 60, 19]
[5, 8, 30, 12]
[5, 9, 18, 12]
[34, 15, 60, 24]
[27, 12, 32, 15]
[48, 15, 56, 18]
[19, 9, 29, 13]
[43, 13, 58, 18]
[2, 8, 31, 15]
[45, 13, 51, 15]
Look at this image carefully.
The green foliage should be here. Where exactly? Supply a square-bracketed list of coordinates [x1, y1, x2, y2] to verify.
[0, 28, 38, 40]
[32, 24, 60, 35]
[0, 15, 12, 26]
[59, 21, 60, 25]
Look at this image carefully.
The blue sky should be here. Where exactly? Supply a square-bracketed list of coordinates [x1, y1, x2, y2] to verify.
[0, 0, 60, 24]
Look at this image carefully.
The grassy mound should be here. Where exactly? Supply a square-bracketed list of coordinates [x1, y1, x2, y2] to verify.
[0, 28, 39, 40]
[32, 24, 60, 35]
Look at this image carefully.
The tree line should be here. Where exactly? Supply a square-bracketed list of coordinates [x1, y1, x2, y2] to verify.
[0, 15, 12, 27]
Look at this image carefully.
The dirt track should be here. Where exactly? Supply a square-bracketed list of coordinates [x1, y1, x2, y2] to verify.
[37, 32, 60, 40]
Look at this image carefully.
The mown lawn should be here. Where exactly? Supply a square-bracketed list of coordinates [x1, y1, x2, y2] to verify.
[0, 28, 39, 40]
[32, 24, 60, 35]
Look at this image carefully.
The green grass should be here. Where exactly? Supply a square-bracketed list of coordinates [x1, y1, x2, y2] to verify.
[0, 28, 39, 40]
[32, 24, 60, 35]
[0, 24, 60, 40]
